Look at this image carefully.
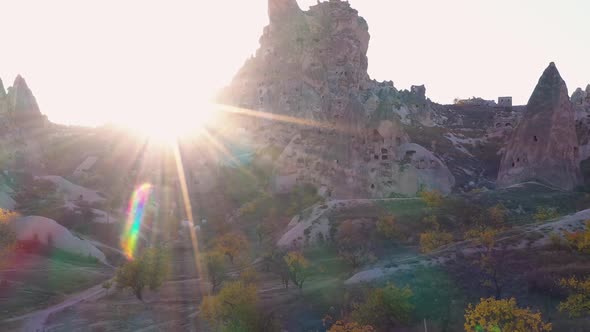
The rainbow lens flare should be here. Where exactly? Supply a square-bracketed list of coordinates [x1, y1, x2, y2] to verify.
[121, 183, 153, 259]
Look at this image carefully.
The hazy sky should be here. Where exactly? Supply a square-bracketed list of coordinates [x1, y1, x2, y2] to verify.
[0, 0, 588, 126]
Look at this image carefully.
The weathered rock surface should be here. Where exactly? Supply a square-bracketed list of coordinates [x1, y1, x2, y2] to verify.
[6, 75, 41, 115]
[220, 0, 454, 197]
[9, 216, 107, 264]
[497, 63, 582, 190]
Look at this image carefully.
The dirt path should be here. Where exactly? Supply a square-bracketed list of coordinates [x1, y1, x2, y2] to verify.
[5, 280, 110, 332]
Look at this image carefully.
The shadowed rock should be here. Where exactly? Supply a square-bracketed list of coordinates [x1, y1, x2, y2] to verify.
[268, 0, 301, 23]
[497, 62, 582, 190]
[0, 77, 6, 99]
[7, 75, 41, 115]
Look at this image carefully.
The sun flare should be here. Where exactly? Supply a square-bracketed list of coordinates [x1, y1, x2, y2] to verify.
[123, 101, 221, 143]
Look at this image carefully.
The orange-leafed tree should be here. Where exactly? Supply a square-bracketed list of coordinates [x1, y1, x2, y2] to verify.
[464, 297, 551, 332]
[558, 276, 590, 317]
[328, 320, 375, 332]
[215, 232, 249, 264]
[284, 251, 310, 289]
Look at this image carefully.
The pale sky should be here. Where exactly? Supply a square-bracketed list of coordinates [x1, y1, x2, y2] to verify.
[0, 0, 588, 126]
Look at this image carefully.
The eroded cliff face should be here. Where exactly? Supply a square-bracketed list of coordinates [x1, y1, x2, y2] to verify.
[220, 0, 454, 198]
[497, 63, 582, 190]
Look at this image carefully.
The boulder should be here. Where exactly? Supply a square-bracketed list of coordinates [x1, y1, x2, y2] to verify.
[10, 216, 107, 264]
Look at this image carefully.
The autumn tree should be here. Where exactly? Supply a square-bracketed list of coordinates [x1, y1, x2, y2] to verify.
[115, 247, 170, 301]
[284, 251, 310, 289]
[0, 209, 18, 269]
[487, 204, 507, 228]
[240, 267, 258, 285]
[0, 209, 17, 250]
[261, 248, 291, 288]
[534, 207, 559, 222]
[328, 320, 375, 332]
[337, 220, 375, 269]
[558, 276, 590, 317]
[419, 230, 453, 253]
[215, 232, 249, 264]
[376, 215, 399, 240]
[464, 297, 552, 332]
[204, 251, 228, 293]
[467, 228, 509, 299]
[563, 220, 590, 253]
[200, 281, 261, 331]
[419, 190, 443, 209]
[351, 283, 414, 329]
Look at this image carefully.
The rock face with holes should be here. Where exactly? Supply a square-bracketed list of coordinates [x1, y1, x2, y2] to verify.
[497, 62, 582, 190]
[220, 0, 454, 197]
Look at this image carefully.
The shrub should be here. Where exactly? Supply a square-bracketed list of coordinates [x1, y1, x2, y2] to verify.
[419, 231, 453, 253]
[559, 276, 590, 317]
[464, 297, 551, 332]
[534, 207, 559, 222]
[351, 283, 413, 329]
[115, 247, 170, 301]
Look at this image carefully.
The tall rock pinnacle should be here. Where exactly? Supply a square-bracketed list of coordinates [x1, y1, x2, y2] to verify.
[268, 0, 301, 23]
[497, 62, 582, 190]
[8, 75, 41, 115]
[0, 77, 5, 99]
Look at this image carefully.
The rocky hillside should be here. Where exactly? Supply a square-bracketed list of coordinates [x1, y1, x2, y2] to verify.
[219, 0, 532, 197]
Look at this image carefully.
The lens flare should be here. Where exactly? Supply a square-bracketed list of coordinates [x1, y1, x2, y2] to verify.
[121, 183, 153, 259]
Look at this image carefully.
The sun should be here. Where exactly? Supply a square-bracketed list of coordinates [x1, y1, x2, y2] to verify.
[124, 101, 221, 144]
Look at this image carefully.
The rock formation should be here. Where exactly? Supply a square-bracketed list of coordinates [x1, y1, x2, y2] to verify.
[7, 75, 41, 115]
[497, 62, 582, 190]
[0, 77, 6, 100]
[220, 0, 454, 197]
[9, 216, 107, 264]
[571, 84, 590, 107]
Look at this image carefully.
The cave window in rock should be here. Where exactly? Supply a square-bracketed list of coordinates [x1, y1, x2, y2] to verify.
[374, 154, 379, 160]
[381, 148, 388, 154]
[512, 161, 515, 167]
[505, 123, 512, 127]
[533, 136, 538, 142]
[382, 155, 389, 160]
[396, 137, 401, 146]
[574, 146, 580, 159]
[405, 150, 416, 158]
[370, 184, 375, 190]
[495, 123, 502, 128]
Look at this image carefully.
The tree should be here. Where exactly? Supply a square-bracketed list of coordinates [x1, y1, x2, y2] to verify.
[534, 207, 559, 222]
[328, 321, 375, 332]
[102, 280, 113, 295]
[558, 276, 590, 317]
[0, 210, 17, 269]
[563, 220, 590, 253]
[419, 230, 453, 253]
[419, 190, 443, 209]
[376, 215, 399, 240]
[487, 204, 506, 228]
[262, 248, 291, 288]
[284, 251, 310, 289]
[200, 281, 260, 331]
[115, 247, 170, 301]
[0, 209, 18, 250]
[464, 298, 552, 332]
[337, 220, 375, 269]
[240, 267, 258, 285]
[468, 228, 509, 300]
[205, 251, 228, 293]
[215, 232, 249, 264]
[351, 283, 414, 329]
